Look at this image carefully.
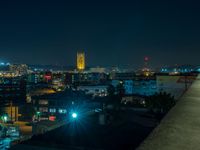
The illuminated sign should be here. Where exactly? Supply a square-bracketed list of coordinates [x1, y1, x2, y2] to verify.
[49, 116, 56, 121]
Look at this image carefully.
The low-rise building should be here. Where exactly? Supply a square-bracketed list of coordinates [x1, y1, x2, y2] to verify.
[77, 85, 108, 97]
[112, 77, 157, 96]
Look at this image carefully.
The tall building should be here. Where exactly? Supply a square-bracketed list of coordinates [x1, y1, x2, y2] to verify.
[77, 52, 85, 71]
[0, 77, 27, 121]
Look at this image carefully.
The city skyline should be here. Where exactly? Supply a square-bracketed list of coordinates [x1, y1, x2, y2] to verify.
[0, 1, 199, 68]
[0, 1, 199, 149]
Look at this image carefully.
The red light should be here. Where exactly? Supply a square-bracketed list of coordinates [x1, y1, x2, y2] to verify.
[49, 116, 56, 121]
[44, 75, 51, 80]
[144, 56, 149, 61]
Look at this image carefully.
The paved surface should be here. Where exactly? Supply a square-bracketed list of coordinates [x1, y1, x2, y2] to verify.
[137, 75, 200, 150]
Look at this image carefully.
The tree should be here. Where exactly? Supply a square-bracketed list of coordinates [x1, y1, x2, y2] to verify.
[20, 104, 36, 121]
[146, 92, 175, 118]
[106, 83, 125, 118]
[116, 83, 125, 98]
[107, 84, 115, 97]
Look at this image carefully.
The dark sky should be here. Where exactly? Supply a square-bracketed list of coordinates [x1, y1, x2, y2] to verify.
[0, 0, 200, 68]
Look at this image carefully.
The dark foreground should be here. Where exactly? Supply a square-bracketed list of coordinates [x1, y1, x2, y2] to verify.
[11, 110, 158, 150]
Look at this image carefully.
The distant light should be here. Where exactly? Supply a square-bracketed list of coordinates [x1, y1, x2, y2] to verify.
[44, 75, 52, 80]
[3, 116, 8, 122]
[144, 56, 149, 61]
[49, 116, 56, 121]
[72, 113, 77, 118]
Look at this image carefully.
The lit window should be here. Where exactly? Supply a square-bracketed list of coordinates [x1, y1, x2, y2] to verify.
[49, 108, 56, 113]
[39, 107, 48, 112]
[39, 100, 48, 105]
[58, 109, 67, 114]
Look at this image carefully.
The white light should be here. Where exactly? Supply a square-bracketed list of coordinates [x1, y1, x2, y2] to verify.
[3, 116, 7, 122]
[72, 113, 77, 118]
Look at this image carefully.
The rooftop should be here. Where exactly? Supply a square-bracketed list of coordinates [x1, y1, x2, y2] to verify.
[137, 75, 200, 150]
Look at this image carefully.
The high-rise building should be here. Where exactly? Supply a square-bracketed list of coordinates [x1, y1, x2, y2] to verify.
[77, 52, 85, 71]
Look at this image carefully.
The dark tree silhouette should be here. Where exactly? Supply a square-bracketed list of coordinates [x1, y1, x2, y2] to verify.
[105, 83, 125, 120]
[20, 104, 36, 121]
[146, 92, 175, 119]
[116, 83, 125, 98]
[107, 84, 115, 97]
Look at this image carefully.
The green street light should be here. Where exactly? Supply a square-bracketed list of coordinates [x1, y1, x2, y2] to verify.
[1, 115, 8, 122]
[36, 111, 41, 121]
[3, 116, 7, 122]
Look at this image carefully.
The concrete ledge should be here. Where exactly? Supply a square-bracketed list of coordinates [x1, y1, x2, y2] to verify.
[137, 75, 200, 150]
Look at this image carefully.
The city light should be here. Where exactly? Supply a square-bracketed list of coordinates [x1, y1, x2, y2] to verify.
[1, 115, 8, 123]
[3, 116, 7, 122]
[72, 112, 77, 119]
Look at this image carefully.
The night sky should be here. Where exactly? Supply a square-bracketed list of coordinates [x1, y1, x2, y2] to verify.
[0, 0, 200, 68]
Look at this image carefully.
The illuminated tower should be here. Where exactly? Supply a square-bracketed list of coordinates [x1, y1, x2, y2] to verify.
[77, 52, 85, 71]
[144, 56, 149, 69]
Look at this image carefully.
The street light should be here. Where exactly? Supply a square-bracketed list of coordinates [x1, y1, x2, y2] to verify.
[72, 112, 77, 119]
[3, 116, 8, 122]
[1, 115, 8, 123]
[36, 111, 41, 121]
